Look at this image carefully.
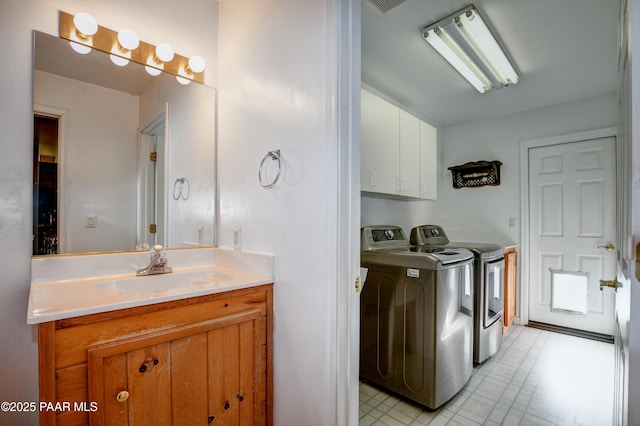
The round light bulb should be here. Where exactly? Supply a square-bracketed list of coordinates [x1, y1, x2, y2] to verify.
[69, 41, 92, 55]
[145, 65, 162, 76]
[110, 54, 129, 67]
[73, 12, 98, 37]
[155, 43, 174, 63]
[188, 55, 205, 73]
[176, 75, 191, 85]
[117, 28, 139, 51]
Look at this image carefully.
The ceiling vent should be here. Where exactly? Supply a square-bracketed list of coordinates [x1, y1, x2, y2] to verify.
[367, 0, 407, 14]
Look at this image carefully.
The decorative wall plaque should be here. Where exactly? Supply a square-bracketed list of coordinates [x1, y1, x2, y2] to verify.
[448, 160, 502, 189]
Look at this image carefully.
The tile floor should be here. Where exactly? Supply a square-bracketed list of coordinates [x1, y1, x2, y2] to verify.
[359, 325, 615, 426]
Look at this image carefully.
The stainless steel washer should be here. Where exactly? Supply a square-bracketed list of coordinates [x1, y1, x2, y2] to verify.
[360, 225, 474, 409]
[410, 225, 504, 364]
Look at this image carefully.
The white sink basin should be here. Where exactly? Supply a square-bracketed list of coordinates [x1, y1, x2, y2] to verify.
[97, 269, 232, 296]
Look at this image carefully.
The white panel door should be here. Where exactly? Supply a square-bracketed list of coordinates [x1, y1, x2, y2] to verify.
[528, 137, 616, 335]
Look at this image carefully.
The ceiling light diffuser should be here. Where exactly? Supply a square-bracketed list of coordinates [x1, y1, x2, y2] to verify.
[422, 5, 518, 93]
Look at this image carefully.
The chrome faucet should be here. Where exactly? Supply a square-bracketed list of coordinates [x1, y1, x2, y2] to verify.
[136, 245, 173, 276]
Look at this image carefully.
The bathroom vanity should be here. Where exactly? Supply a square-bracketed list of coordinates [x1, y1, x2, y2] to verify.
[28, 248, 274, 425]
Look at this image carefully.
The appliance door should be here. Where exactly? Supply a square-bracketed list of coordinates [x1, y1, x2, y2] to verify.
[484, 258, 505, 328]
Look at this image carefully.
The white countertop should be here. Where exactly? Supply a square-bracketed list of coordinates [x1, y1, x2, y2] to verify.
[27, 247, 274, 324]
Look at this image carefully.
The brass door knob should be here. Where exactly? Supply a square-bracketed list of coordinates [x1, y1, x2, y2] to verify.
[597, 243, 615, 252]
[116, 390, 130, 403]
[599, 279, 619, 292]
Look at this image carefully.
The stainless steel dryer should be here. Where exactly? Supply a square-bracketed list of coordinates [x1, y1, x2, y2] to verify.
[360, 225, 474, 409]
[410, 225, 504, 365]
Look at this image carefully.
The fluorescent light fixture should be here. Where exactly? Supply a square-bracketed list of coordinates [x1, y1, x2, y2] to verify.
[422, 5, 518, 93]
[425, 27, 489, 93]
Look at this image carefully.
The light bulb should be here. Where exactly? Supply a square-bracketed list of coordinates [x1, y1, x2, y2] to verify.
[73, 12, 98, 37]
[176, 75, 191, 85]
[145, 65, 162, 76]
[117, 28, 139, 51]
[69, 41, 92, 55]
[188, 55, 205, 73]
[155, 43, 174, 63]
[110, 54, 129, 67]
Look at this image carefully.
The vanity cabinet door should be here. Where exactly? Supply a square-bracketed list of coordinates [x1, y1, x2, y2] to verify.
[38, 284, 273, 426]
[88, 309, 264, 426]
[503, 247, 518, 330]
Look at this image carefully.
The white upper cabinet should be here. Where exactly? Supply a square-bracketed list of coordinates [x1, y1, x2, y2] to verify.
[399, 110, 420, 197]
[361, 89, 376, 191]
[373, 95, 401, 195]
[360, 88, 437, 200]
[419, 121, 437, 200]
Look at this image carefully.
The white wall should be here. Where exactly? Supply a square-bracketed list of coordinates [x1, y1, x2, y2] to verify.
[361, 196, 438, 237]
[435, 91, 618, 245]
[139, 76, 218, 247]
[0, 2, 217, 424]
[35, 71, 139, 253]
[217, 0, 359, 423]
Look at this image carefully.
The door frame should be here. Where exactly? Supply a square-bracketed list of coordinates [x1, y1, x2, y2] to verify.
[34, 104, 69, 254]
[519, 127, 617, 325]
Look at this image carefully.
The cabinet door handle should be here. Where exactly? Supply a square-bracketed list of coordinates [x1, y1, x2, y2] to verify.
[139, 357, 159, 373]
[370, 172, 376, 188]
[116, 390, 129, 403]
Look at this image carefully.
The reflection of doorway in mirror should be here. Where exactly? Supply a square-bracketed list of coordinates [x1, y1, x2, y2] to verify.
[33, 114, 59, 255]
[138, 113, 167, 250]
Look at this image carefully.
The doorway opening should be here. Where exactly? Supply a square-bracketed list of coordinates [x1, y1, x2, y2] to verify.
[138, 113, 167, 250]
[33, 114, 59, 255]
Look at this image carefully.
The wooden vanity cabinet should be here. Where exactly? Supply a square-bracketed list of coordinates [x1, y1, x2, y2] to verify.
[38, 284, 273, 426]
[503, 247, 518, 331]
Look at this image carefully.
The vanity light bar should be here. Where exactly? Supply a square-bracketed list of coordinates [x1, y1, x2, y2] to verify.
[59, 11, 205, 84]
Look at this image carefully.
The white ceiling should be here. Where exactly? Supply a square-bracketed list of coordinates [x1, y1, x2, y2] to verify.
[361, 0, 620, 127]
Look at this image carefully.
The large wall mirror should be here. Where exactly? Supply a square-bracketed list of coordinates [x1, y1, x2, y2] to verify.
[32, 31, 217, 255]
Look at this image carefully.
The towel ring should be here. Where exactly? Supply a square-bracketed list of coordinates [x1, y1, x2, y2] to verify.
[173, 177, 190, 200]
[259, 150, 281, 188]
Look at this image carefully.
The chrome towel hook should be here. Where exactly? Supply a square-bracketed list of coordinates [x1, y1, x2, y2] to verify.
[259, 150, 282, 188]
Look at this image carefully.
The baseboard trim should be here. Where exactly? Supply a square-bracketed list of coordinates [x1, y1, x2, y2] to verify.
[526, 321, 614, 344]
